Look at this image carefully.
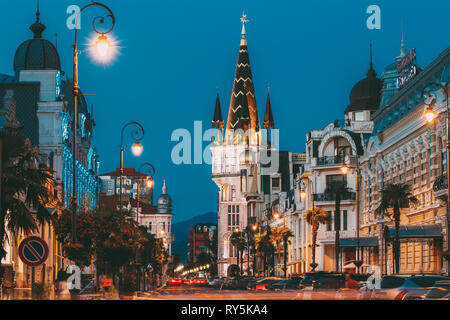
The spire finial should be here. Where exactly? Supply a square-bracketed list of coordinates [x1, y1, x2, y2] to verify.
[400, 21, 406, 57]
[267, 85, 270, 93]
[162, 178, 167, 194]
[30, 0, 46, 39]
[36, 0, 40, 22]
[241, 12, 249, 38]
[366, 41, 376, 78]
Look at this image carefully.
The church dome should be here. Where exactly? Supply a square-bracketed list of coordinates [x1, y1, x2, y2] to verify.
[13, 11, 61, 74]
[156, 180, 173, 215]
[345, 64, 382, 114]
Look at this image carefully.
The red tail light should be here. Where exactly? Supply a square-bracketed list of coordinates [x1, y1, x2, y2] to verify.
[256, 284, 269, 290]
[395, 290, 408, 300]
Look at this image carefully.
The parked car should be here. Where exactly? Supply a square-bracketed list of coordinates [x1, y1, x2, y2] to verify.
[268, 277, 303, 291]
[371, 275, 450, 300]
[223, 276, 255, 290]
[411, 280, 450, 300]
[208, 276, 224, 287]
[299, 272, 345, 290]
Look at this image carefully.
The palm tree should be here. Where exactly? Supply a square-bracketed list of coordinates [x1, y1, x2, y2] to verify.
[325, 180, 352, 272]
[229, 231, 246, 276]
[281, 228, 294, 278]
[244, 226, 255, 275]
[0, 133, 56, 282]
[375, 183, 418, 274]
[270, 227, 284, 267]
[256, 229, 272, 276]
[303, 207, 330, 271]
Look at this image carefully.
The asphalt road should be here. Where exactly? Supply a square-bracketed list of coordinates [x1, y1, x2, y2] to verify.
[131, 285, 362, 300]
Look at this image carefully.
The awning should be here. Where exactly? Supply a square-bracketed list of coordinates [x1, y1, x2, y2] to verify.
[386, 224, 442, 239]
[340, 237, 378, 247]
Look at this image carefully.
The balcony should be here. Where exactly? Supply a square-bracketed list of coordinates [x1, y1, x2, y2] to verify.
[433, 174, 448, 201]
[314, 191, 356, 202]
[316, 156, 344, 166]
[317, 229, 356, 242]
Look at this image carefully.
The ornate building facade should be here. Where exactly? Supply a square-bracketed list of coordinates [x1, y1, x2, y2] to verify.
[0, 7, 100, 286]
[211, 15, 278, 277]
[359, 46, 450, 275]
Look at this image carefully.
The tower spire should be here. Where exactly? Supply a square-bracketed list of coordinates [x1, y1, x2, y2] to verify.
[30, 0, 46, 39]
[36, 0, 40, 22]
[162, 179, 167, 194]
[400, 21, 406, 57]
[224, 14, 260, 145]
[240, 13, 249, 46]
[212, 90, 224, 129]
[263, 87, 274, 129]
[366, 41, 376, 78]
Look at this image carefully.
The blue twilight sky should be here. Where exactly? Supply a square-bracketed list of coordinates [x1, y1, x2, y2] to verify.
[0, 0, 449, 222]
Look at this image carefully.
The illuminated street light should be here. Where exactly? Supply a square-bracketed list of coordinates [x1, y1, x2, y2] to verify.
[300, 190, 306, 199]
[424, 106, 438, 123]
[131, 141, 144, 157]
[340, 164, 350, 175]
[252, 224, 257, 231]
[273, 212, 280, 220]
[95, 34, 112, 58]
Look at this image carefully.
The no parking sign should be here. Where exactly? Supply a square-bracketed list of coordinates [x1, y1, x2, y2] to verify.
[18, 236, 49, 267]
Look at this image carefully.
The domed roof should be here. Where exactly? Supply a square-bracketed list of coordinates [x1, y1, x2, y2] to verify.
[14, 11, 61, 74]
[156, 180, 173, 215]
[345, 62, 382, 114]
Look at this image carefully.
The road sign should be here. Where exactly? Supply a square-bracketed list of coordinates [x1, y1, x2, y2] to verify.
[18, 236, 49, 267]
[146, 263, 154, 273]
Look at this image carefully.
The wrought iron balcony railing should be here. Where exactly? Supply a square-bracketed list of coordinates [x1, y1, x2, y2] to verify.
[314, 191, 356, 202]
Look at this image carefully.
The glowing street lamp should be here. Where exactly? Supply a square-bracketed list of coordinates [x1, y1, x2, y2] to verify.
[300, 190, 306, 200]
[251, 224, 258, 231]
[94, 34, 112, 58]
[131, 141, 144, 157]
[424, 106, 438, 123]
[71, 1, 116, 242]
[340, 164, 350, 175]
[273, 212, 280, 220]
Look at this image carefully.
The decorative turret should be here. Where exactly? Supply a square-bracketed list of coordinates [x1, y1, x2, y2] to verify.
[14, 0, 61, 74]
[156, 179, 173, 215]
[224, 14, 260, 145]
[263, 88, 274, 129]
[212, 90, 224, 129]
[345, 41, 382, 115]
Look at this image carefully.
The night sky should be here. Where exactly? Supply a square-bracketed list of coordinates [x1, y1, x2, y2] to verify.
[0, 0, 448, 222]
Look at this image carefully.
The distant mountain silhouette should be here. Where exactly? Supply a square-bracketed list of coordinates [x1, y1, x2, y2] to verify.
[171, 212, 217, 263]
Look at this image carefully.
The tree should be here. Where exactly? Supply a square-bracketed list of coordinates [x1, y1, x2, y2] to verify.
[325, 180, 352, 272]
[270, 227, 284, 266]
[375, 183, 418, 274]
[0, 133, 56, 282]
[230, 231, 246, 276]
[281, 228, 294, 278]
[304, 207, 330, 271]
[256, 229, 272, 276]
[244, 226, 256, 275]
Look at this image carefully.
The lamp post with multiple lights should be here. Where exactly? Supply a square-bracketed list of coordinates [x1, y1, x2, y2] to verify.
[422, 81, 450, 276]
[71, 2, 116, 242]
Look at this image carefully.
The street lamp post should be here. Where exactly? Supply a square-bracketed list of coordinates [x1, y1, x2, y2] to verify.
[71, 2, 116, 242]
[119, 122, 144, 218]
[136, 162, 156, 224]
[422, 82, 449, 276]
[134, 163, 155, 292]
